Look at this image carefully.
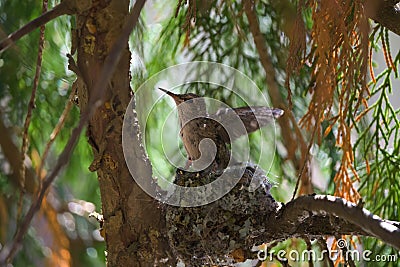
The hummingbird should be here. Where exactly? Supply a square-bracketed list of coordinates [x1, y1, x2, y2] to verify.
[159, 88, 284, 172]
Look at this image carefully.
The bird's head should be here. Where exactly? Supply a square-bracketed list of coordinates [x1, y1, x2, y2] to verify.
[159, 88, 200, 105]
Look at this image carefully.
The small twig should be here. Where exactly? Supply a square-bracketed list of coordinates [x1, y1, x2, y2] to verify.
[0, 0, 146, 264]
[334, 235, 356, 267]
[291, 115, 319, 200]
[174, 0, 184, 17]
[37, 85, 77, 185]
[302, 236, 314, 267]
[316, 237, 334, 267]
[18, 0, 48, 221]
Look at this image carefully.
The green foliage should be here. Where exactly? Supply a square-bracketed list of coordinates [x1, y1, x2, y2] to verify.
[356, 28, 400, 218]
[356, 28, 400, 257]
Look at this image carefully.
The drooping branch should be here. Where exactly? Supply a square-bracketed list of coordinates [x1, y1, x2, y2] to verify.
[243, 1, 312, 196]
[0, 0, 146, 264]
[0, 0, 92, 53]
[366, 0, 400, 36]
[20, 0, 48, 195]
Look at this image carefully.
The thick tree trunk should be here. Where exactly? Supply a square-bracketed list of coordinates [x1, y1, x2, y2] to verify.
[73, 1, 173, 265]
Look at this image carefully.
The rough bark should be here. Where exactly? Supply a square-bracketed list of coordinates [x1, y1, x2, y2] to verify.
[73, 0, 174, 266]
[366, 0, 400, 36]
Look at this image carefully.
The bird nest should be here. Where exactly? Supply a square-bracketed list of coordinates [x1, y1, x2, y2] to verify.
[166, 165, 279, 266]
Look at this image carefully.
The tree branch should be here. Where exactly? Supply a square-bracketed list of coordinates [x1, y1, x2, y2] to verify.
[366, 0, 400, 36]
[258, 194, 400, 249]
[0, 0, 146, 264]
[167, 169, 400, 265]
[0, 0, 92, 53]
[282, 194, 400, 250]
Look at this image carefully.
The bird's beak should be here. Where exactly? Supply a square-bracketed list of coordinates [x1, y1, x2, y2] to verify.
[158, 88, 182, 104]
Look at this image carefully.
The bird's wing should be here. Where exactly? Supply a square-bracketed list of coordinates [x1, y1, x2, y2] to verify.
[210, 106, 284, 142]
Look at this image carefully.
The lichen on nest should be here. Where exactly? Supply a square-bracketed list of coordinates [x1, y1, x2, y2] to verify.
[166, 165, 278, 266]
